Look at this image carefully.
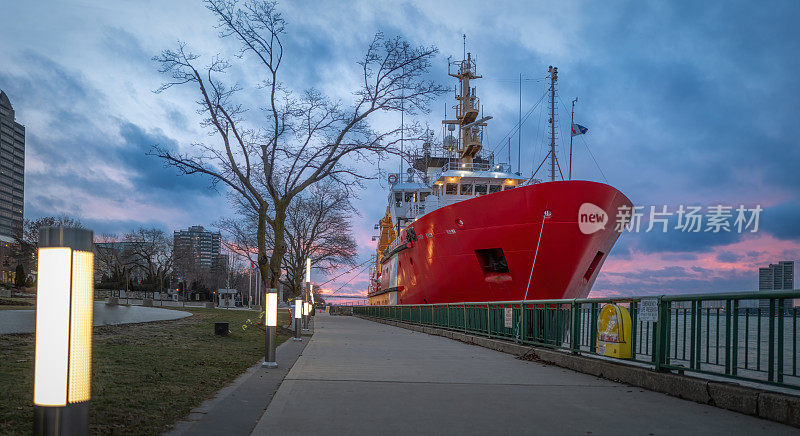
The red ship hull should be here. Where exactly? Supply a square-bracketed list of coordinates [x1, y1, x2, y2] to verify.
[375, 181, 632, 304]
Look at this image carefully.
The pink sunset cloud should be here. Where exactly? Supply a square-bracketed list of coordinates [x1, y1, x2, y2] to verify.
[591, 233, 800, 298]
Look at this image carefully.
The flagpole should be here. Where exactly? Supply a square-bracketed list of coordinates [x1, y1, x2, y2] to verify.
[248, 262, 252, 309]
[569, 97, 577, 181]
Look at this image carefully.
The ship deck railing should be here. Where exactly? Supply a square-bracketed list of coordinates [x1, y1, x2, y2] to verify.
[349, 290, 800, 392]
[438, 161, 511, 174]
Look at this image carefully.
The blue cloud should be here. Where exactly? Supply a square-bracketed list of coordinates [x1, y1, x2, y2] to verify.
[116, 122, 216, 194]
[760, 201, 800, 241]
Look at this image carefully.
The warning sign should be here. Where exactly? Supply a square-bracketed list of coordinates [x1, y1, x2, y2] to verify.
[638, 298, 659, 323]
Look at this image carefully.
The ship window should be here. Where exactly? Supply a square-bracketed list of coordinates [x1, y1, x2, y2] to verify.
[584, 251, 604, 281]
[474, 184, 487, 196]
[446, 183, 458, 195]
[504, 184, 516, 191]
[460, 183, 473, 195]
[489, 185, 502, 194]
[395, 193, 403, 203]
[475, 248, 509, 273]
[420, 192, 430, 202]
[405, 192, 416, 202]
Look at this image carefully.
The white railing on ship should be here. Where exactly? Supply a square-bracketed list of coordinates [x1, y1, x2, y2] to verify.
[439, 161, 511, 174]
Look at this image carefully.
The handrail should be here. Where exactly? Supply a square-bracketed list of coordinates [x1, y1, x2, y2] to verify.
[439, 161, 511, 174]
[346, 290, 800, 391]
[352, 290, 800, 307]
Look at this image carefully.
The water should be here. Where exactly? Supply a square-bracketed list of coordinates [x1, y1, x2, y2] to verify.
[575, 308, 800, 386]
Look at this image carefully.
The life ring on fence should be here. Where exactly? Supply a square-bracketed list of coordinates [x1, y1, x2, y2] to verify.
[388, 173, 398, 184]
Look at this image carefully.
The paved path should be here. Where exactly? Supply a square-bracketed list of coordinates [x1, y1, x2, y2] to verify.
[0, 302, 191, 334]
[253, 313, 798, 436]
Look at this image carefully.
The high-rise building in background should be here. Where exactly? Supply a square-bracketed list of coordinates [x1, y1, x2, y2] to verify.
[0, 91, 25, 242]
[174, 225, 221, 269]
[0, 91, 25, 284]
[758, 261, 795, 311]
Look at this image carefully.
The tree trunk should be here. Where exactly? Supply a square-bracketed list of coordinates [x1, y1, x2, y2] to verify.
[266, 203, 287, 290]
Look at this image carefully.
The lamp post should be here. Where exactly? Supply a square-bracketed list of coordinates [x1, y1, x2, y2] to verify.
[310, 285, 315, 317]
[303, 258, 311, 330]
[33, 226, 94, 436]
[302, 300, 310, 330]
[262, 288, 278, 368]
[293, 296, 302, 341]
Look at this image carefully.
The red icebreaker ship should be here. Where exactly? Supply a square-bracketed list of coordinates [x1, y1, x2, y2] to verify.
[368, 53, 631, 305]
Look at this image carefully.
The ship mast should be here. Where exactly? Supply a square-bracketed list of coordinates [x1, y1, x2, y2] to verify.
[442, 52, 491, 165]
[548, 65, 558, 182]
[569, 97, 577, 180]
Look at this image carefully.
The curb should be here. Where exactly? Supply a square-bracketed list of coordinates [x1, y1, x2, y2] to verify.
[164, 337, 309, 435]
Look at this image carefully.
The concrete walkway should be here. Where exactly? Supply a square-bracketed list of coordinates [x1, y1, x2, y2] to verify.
[253, 313, 798, 436]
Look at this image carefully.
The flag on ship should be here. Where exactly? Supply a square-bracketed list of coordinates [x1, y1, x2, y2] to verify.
[571, 123, 588, 136]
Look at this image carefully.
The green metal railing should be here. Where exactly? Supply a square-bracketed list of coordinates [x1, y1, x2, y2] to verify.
[351, 290, 800, 390]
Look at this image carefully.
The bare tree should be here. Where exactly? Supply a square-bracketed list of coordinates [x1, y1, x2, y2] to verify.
[282, 182, 357, 298]
[95, 233, 138, 289]
[216, 205, 259, 269]
[152, 0, 444, 290]
[123, 227, 175, 297]
[216, 180, 357, 300]
[14, 215, 83, 273]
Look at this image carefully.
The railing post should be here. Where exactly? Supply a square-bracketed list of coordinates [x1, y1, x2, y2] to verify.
[570, 300, 580, 354]
[731, 300, 739, 376]
[695, 300, 703, 370]
[768, 298, 775, 382]
[778, 298, 784, 383]
[589, 302, 599, 354]
[487, 304, 491, 337]
[654, 297, 668, 372]
[690, 300, 697, 370]
[463, 304, 467, 333]
[630, 301, 638, 360]
[725, 299, 732, 374]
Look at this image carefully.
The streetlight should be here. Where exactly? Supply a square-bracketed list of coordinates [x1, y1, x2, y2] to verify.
[303, 257, 311, 330]
[292, 296, 303, 341]
[262, 288, 278, 368]
[33, 226, 94, 436]
[302, 299, 310, 331]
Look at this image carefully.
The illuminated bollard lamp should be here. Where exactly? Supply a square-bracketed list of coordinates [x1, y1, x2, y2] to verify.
[302, 300, 310, 331]
[303, 258, 311, 330]
[292, 297, 303, 341]
[262, 288, 278, 368]
[33, 226, 94, 436]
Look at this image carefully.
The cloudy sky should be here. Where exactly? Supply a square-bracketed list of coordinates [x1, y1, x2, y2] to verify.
[1, 0, 798, 301]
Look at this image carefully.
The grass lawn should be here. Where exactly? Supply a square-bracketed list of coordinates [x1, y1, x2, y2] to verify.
[0, 306, 292, 435]
[0, 297, 35, 310]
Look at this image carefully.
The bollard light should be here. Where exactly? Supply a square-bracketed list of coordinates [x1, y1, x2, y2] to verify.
[292, 298, 303, 341]
[294, 298, 303, 319]
[262, 289, 278, 368]
[302, 298, 311, 331]
[266, 293, 278, 327]
[34, 227, 94, 436]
